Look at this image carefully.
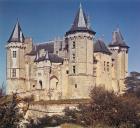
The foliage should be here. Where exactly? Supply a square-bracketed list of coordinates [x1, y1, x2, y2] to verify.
[0, 94, 25, 128]
[64, 87, 140, 128]
[27, 115, 66, 128]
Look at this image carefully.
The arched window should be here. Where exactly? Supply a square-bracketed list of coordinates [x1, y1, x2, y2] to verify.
[50, 75, 59, 89]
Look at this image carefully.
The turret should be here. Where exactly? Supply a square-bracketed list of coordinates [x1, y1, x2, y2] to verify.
[109, 28, 129, 93]
[65, 4, 96, 98]
[6, 21, 27, 94]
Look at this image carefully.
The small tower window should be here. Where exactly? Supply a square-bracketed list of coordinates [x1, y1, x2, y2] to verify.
[75, 84, 77, 88]
[93, 67, 96, 77]
[13, 51, 16, 58]
[12, 69, 16, 77]
[107, 62, 109, 72]
[39, 80, 42, 89]
[73, 66, 76, 74]
[73, 42, 75, 49]
[104, 61, 106, 71]
[73, 53, 75, 60]
[56, 82, 58, 88]
[66, 70, 69, 74]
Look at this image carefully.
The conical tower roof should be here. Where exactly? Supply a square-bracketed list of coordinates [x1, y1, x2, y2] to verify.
[66, 4, 95, 35]
[8, 21, 25, 43]
[109, 28, 129, 48]
[94, 39, 111, 55]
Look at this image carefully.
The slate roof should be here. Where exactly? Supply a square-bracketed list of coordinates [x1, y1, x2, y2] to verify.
[27, 42, 54, 56]
[8, 21, 25, 43]
[34, 53, 64, 63]
[94, 39, 112, 55]
[109, 28, 129, 48]
[65, 4, 96, 35]
[27, 42, 63, 63]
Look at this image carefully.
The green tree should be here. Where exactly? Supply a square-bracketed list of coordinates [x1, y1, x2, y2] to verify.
[64, 87, 140, 127]
[0, 94, 25, 128]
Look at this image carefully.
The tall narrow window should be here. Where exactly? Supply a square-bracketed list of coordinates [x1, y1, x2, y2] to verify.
[13, 51, 16, 58]
[12, 69, 16, 77]
[73, 41, 75, 49]
[104, 61, 106, 71]
[39, 80, 42, 89]
[56, 82, 58, 88]
[73, 53, 75, 60]
[73, 66, 76, 74]
[93, 67, 96, 77]
[107, 62, 109, 72]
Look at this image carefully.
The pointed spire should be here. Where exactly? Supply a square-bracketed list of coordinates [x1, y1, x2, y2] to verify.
[109, 27, 129, 48]
[8, 20, 25, 43]
[72, 3, 87, 29]
[65, 3, 96, 35]
[77, 3, 86, 28]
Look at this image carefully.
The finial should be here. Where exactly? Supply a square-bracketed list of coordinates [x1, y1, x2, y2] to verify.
[16, 18, 19, 23]
[80, 3, 82, 9]
[116, 24, 120, 32]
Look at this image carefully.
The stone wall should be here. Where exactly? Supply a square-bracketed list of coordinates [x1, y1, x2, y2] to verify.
[25, 103, 78, 121]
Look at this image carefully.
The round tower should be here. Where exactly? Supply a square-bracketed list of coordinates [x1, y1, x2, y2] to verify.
[65, 4, 96, 99]
[109, 28, 129, 93]
[6, 21, 27, 94]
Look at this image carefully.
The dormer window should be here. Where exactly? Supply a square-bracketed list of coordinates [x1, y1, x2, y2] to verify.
[13, 51, 16, 58]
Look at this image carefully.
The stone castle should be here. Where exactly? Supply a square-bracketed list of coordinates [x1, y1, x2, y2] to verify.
[6, 4, 129, 100]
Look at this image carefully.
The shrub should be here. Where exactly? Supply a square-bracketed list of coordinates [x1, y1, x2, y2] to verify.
[64, 87, 140, 127]
[0, 94, 24, 128]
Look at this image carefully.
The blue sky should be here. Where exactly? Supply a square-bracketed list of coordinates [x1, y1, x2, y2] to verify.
[0, 0, 140, 86]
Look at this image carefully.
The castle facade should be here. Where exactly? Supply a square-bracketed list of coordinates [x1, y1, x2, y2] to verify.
[6, 5, 129, 100]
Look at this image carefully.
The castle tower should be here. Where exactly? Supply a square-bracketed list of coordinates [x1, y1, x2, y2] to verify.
[109, 28, 129, 93]
[6, 21, 27, 94]
[65, 4, 96, 98]
[94, 39, 112, 91]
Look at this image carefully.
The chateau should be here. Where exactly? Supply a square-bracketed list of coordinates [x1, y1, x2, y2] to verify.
[6, 4, 129, 100]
